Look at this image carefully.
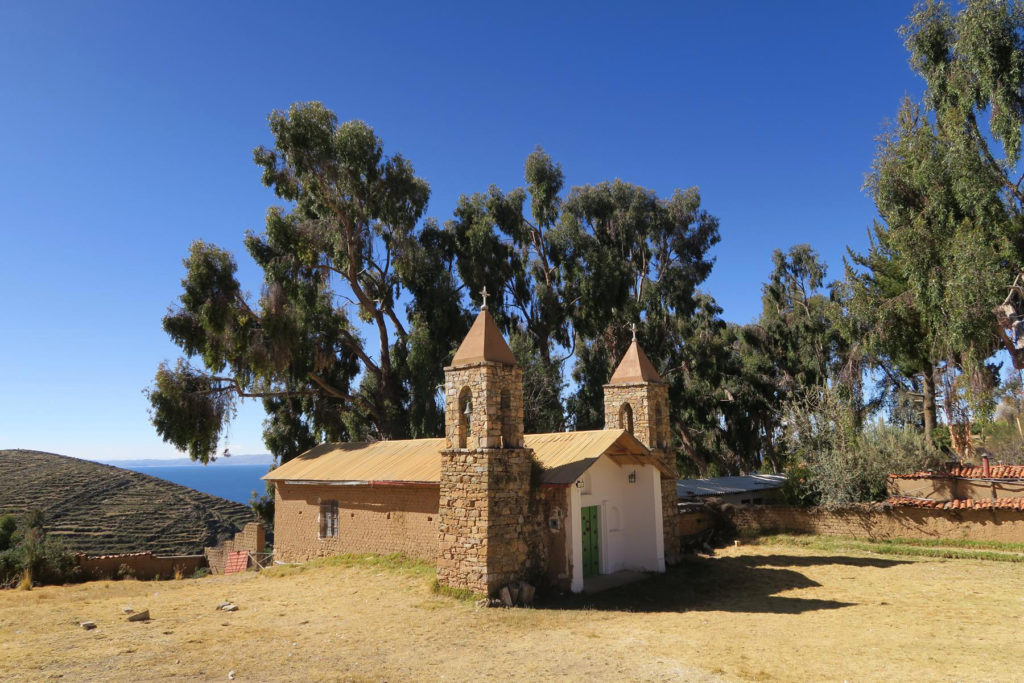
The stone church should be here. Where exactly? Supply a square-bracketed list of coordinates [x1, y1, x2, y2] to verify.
[265, 302, 679, 595]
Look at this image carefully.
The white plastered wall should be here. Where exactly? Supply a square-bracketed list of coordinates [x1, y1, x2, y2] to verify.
[568, 454, 665, 593]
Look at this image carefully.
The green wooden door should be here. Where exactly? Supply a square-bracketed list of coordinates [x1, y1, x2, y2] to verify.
[581, 505, 600, 577]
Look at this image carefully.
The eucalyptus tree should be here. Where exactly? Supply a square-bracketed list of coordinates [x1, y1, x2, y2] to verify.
[562, 182, 723, 472]
[148, 102, 465, 464]
[446, 149, 574, 433]
[841, 0, 1024, 453]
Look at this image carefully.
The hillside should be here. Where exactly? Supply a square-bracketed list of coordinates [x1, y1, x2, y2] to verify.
[0, 449, 256, 556]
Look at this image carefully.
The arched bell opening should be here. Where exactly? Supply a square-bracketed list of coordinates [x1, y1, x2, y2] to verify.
[458, 386, 473, 448]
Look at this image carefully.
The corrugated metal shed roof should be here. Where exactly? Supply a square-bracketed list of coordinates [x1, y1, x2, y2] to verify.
[263, 429, 664, 486]
[263, 438, 445, 484]
[676, 474, 787, 499]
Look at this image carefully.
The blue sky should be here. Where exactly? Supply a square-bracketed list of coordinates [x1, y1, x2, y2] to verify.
[0, 1, 921, 461]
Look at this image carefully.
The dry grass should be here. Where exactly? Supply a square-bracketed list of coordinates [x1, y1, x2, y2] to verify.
[1, 543, 1022, 681]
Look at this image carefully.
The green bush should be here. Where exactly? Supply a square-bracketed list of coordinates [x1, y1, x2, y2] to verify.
[0, 510, 75, 587]
[0, 514, 16, 552]
[782, 387, 941, 508]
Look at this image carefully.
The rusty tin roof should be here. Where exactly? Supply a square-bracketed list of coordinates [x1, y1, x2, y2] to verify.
[263, 429, 667, 486]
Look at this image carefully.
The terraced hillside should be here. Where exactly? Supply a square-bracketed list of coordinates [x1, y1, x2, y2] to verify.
[0, 450, 256, 555]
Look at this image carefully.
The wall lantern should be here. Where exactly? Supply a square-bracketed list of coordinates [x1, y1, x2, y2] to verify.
[575, 479, 585, 488]
[628, 470, 637, 484]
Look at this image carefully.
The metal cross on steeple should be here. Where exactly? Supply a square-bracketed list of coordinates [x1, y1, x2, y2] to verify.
[480, 286, 489, 310]
[630, 322, 637, 341]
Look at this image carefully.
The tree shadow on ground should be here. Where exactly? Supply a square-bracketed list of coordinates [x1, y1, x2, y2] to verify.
[537, 552, 912, 614]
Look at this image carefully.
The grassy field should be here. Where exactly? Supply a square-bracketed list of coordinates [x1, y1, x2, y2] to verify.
[1, 541, 1022, 681]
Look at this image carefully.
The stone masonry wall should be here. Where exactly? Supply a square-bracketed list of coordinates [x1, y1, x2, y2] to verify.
[272, 483, 439, 563]
[603, 382, 671, 451]
[603, 381, 679, 564]
[437, 447, 532, 596]
[444, 362, 525, 449]
[524, 486, 571, 590]
[727, 504, 1024, 543]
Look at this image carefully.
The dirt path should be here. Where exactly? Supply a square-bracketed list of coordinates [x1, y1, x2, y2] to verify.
[1, 544, 1022, 681]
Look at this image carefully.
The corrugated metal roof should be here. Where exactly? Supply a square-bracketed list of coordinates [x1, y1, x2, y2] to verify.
[676, 474, 787, 499]
[263, 429, 663, 486]
[263, 438, 444, 484]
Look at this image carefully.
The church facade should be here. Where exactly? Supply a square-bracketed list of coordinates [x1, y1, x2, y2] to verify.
[265, 304, 679, 595]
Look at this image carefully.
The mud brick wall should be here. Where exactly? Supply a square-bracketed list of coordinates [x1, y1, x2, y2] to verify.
[272, 483, 439, 563]
[437, 447, 532, 596]
[76, 552, 205, 580]
[678, 507, 713, 537]
[204, 522, 267, 574]
[727, 504, 1024, 543]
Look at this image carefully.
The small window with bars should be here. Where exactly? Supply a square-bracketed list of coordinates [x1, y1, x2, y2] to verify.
[319, 500, 338, 538]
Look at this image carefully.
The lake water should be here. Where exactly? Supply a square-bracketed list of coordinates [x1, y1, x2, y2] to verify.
[127, 465, 270, 504]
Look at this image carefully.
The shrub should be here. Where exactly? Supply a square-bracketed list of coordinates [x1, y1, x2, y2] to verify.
[13, 528, 75, 586]
[0, 512, 75, 588]
[0, 514, 16, 552]
[782, 387, 941, 508]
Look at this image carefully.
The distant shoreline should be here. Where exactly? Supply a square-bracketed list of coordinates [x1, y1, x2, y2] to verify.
[88, 454, 274, 468]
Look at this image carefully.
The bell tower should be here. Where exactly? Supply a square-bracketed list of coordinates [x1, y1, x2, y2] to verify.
[438, 289, 533, 596]
[603, 325, 680, 564]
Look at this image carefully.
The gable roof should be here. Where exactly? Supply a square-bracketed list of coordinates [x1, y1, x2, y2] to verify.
[263, 429, 670, 486]
[450, 307, 517, 366]
[608, 340, 662, 384]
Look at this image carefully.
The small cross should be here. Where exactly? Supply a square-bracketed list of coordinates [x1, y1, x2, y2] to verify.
[630, 322, 637, 341]
[480, 286, 490, 310]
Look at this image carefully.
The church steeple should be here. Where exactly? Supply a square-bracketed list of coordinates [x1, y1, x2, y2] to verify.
[444, 290, 523, 449]
[438, 288, 533, 597]
[603, 328, 680, 565]
[604, 334, 669, 451]
[450, 295, 517, 366]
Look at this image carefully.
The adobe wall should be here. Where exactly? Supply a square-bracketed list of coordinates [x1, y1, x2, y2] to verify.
[273, 483, 440, 563]
[76, 552, 205, 581]
[205, 522, 267, 574]
[678, 507, 713, 537]
[888, 477, 956, 500]
[727, 504, 1024, 543]
[889, 477, 1024, 501]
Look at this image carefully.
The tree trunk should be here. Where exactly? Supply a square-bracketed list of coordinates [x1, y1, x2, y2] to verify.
[922, 368, 937, 440]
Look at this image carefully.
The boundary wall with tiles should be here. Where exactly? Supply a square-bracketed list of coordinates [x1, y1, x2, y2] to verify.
[727, 504, 1024, 543]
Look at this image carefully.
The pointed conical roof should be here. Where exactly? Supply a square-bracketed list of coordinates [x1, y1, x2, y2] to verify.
[608, 340, 662, 384]
[450, 307, 517, 366]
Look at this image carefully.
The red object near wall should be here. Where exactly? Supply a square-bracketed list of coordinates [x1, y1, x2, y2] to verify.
[224, 550, 249, 575]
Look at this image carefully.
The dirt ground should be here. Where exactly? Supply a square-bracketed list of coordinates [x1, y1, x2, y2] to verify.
[1, 543, 1022, 682]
